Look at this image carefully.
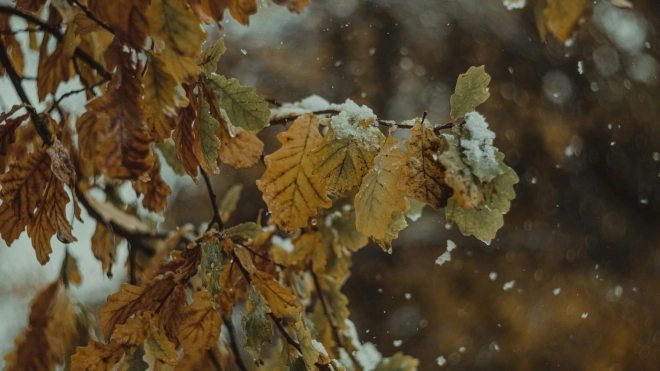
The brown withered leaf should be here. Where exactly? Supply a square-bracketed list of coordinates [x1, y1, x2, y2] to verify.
[46, 139, 76, 187]
[256, 114, 331, 233]
[112, 311, 159, 345]
[132, 157, 171, 213]
[4, 281, 61, 371]
[536, 0, 590, 42]
[147, 330, 179, 366]
[144, 100, 177, 143]
[159, 284, 187, 345]
[217, 125, 264, 169]
[77, 51, 154, 179]
[272, 0, 311, 13]
[173, 86, 200, 179]
[73, 12, 103, 36]
[91, 222, 116, 274]
[144, 51, 187, 122]
[44, 284, 78, 364]
[83, 192, 152, 235]
[16, 0, 46, 12]
[88, 0, 149, 49]
[99, 278, 177, 340]
[37, 23, 77, 101]
[310, 127, 378, 195]
[252, 270, 300, 318]
[0, 202, 27, 246]
[0, 106, 29, 156]
[355, 134, 409, 246]
[27, 172, 77, 264]
[0, 148, 51, 221]
[197, 0, 258, 25]
[149, 0, 207, 84]
[177, 290, 223, 355]
[70, 339, 123, 371]
[399, 119, 453, 209]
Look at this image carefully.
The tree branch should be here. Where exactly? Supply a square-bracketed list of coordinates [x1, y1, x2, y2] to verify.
[47, 78, 108, 114]
[71, 0, 114, 34]
[200, 168, 224, 232]
[222, 316, 249, 371]
[0, 38, 52, 145]
[0, 5, 112, 81]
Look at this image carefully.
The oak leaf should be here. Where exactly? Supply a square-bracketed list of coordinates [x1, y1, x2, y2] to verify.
[225, 222, 262, 240]
[310, 127, 378, 195]
[241, 285, 273, 362]
[0, 148, 51, 221]
[218, 129, 264, 169]
[205, 74, 270, 132]
[252, 270, 300, 318]
[177, 290, 223, 354]
[193, 93, 221, 174]
[173, 86, 200, 179]
[37, 23, 77, 101]
[143, 51, 187, 140]
[88, 0, 149, 49]
[355, 135, 409, 245]
[132, 156, 172, 213]
[449, 66, 491, 122]
[536, 0, 590, 42]
[257, 114, 331, 233]
[197, 0, 258, 25]
[70, 339, 124, 371]
[399, 119, 454, 209]
[437, 134, 483, 209]
[196, 37, 226, 76]
[147, 331, 179, 366]
[149, 0, 206, 84]
[121, 345, 149, 371]
[0, 202, 27, 246]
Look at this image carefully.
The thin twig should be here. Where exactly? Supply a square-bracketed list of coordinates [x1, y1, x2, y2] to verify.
[47, 78, 107, 114]
[0, 38, 52, 145]
[420, 111, 428, 125]
[222, 316, 249, 371]
[265, 98, 282, 107]
[71, 0, 114, 34]
[200, 168, 224, 232]
[241, 243, 286, 268]
[378, 118, 454, 135]
[0, 27, 43, 35]
[0, 5, 112, 80]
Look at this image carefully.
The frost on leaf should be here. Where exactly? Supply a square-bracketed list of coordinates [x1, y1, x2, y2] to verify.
[310, 127, 378, 195]
[399, 119, 453, 209]
[148, 0, 206, 84]
[241, 285, 273, 363]
[355, 134, 410, 249]
[205, 74, 270, 132]
[437, 134, 483, 209]
[449, 66, 491, 122]
[535, 0, 590, 43]
[445, 152, 518, 242]
[328, 99, 382, 150]
[257, 114, 331, 233]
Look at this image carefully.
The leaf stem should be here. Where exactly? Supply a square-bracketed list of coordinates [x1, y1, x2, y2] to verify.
[222, 315, 249, 371]
[200, 168, 224, 232]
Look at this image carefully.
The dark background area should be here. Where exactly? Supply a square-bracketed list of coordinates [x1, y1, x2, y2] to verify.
[163, 0, 660, 369]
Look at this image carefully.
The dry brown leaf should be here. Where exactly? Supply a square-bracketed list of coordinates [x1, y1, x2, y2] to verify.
[16, 0, 46, 11]
[0, 202, 27, 246]
[0, 148, 51, 220]
[112, 311, 159, 345]
[177, 290, 223, 354]
[196, 0, 258, 25]
[252, 270, 300, 318]
[37, 22, 77, 101]
[91, 222, 116, 274]
[310, 127, 378, 195]
[355, 134, 409, 244]
[536, 0, 590, 42]
[88, 0, 149, 49]
[70, 339, 124, 371]
[218, 128, 264, 169]
[132, 157, 172, 213]
[173, 86, 200, 179]
[399, 119, 453, 209]
[257, 114, 331, 233]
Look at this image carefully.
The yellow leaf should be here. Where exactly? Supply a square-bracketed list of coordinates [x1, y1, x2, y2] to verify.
[252, 270, 300, 318]
[449, 66, 491, 122]
[37, 22, 78, 101]
[218, 129, 264, 169]
[257, 114, 331, 233]
[144, 51, 186, 122]
[199, 0, 258, 25]
[112, 311, 159, 345]
[177, 290, 223, 354]
[399, 119, 454, 209]
[147, 330, 179, 365]
[310, 127, 378, 195]
[355, 134, 409, 247]
[70, 339, 123, 371]
[536, 0, 590, 42]
[149, 0, 207, 84]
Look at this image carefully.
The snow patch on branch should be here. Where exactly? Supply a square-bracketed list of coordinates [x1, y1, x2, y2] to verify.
[329, 99, 381, 149]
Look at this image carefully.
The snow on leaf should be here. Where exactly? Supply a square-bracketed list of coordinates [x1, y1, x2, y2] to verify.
[437, 134, 483, 209]
[310, 127, 379, 195]
[257, 114, 331, 233]
[328, 99, 382, 150]
[148, 0, 206, 84]
[450, 66, 491, 122]
[196, 37, 226, 76]
[404, 198, 426, 222]
[177, 290, 223, 354]
[206, 74, 270, 132]
[399, 119, 453, 209]
[457, 112, 501, 181]
[502, 0, 526, 10]
[355, 134, 409, 248]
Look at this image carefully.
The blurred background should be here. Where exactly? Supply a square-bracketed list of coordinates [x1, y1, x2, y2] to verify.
[2, 0, 660, 370]
[168, 0, 659, 369]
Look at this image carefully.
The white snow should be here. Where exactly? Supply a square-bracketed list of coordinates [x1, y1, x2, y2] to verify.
[489, 272, 498, 281]
[460, 112, 501, 180]
[581, 312, 589, 319]
[435, 240, 457, 266]
[355, 342, 382, 371]
[273, 94, 332, 118]
[553, 288, 561, 296]
[404, 293, 412, 300]
[437, 356, 447, 366]
[503, 0, 526, 10]
[393, 340, 403, 347]
[503, 280, 515, 291]
[577, 61, 584, 75]
[271, 235, 294, 252]
[312, 339, 329, 356]
[329, 99, 381, 149]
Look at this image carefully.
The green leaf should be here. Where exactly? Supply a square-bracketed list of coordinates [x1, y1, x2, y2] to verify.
[219, 184, 243, 222]
[195, 94, 221, 174]
[373, 352, 419, 371]
[449, 66, 491, 122]
[121, 345, 148, 371]
[155, 141, 186, 176]
[445, 152, 518, 242]
[331, 206, 368, 252]
[224, 222, 262, 240]
[201, 236, 222, 309]
[241, 285, 273, 362]
[196, 38, 226, 76]
[206, 74, 270, 132]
